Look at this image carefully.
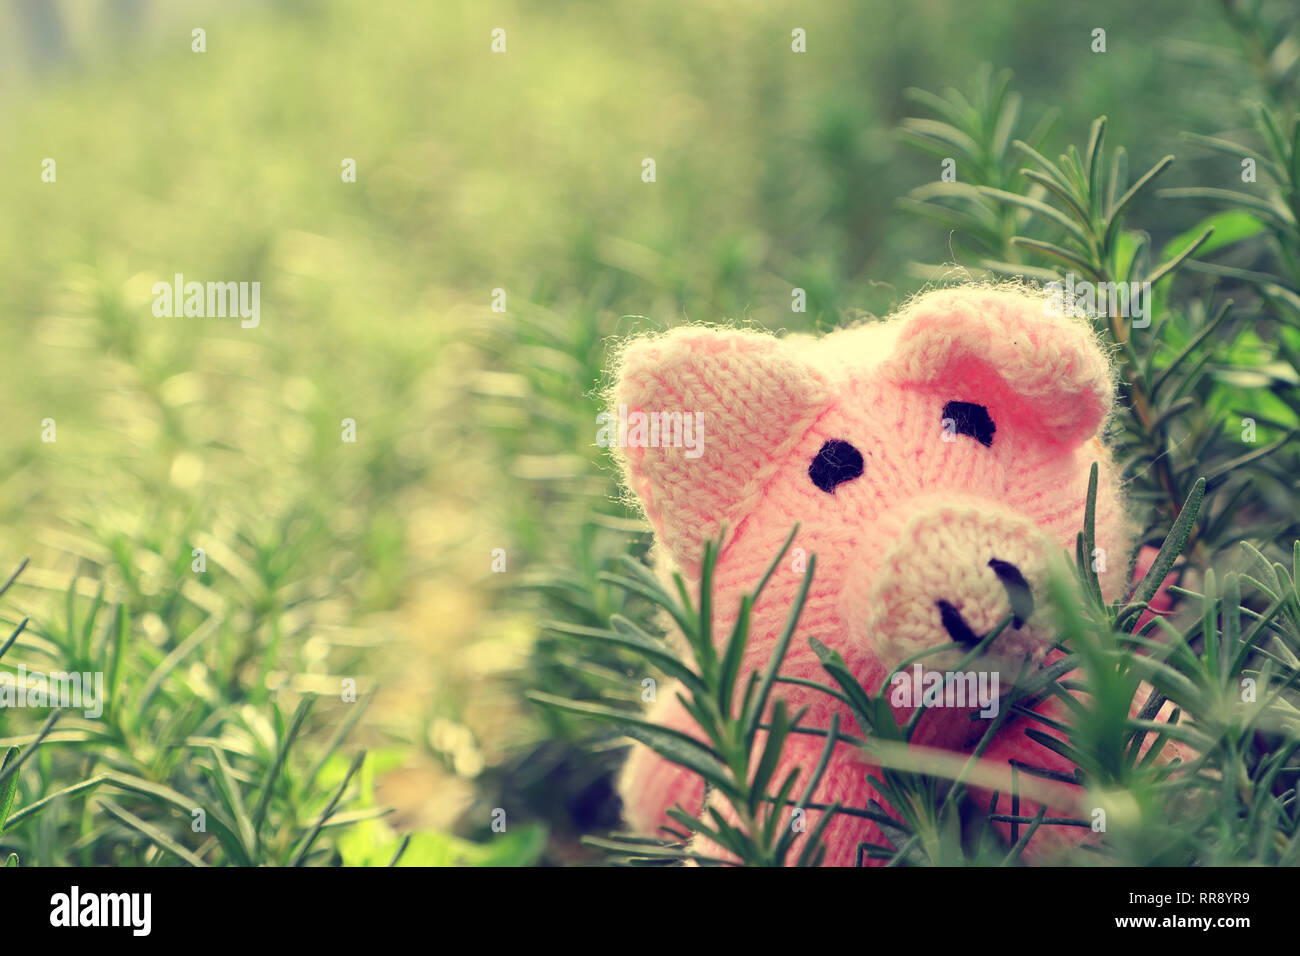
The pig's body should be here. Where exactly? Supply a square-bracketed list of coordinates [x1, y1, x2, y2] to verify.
[611, 287, 1133, 865]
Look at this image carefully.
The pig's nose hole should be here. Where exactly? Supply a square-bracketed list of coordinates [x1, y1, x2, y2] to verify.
[936, 600, 982, 647]
[988, 558, 1034, 629]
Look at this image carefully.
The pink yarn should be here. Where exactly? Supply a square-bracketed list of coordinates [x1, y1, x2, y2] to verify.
[610, 287, 1152, 865]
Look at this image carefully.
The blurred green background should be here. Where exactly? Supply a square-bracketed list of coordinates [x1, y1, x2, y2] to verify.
[0, 0, 1287, 864]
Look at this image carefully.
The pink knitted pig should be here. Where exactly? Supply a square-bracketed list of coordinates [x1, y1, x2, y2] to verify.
[611, 285, 1136, 865]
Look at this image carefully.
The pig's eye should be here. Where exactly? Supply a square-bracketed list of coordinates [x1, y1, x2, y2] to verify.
[809, 439, 864, 493]
[943, 401, 996, 447]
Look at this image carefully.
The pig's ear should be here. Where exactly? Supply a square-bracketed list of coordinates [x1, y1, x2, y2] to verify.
[879, 287, 1115, 448]
[610, 327, 830, 572]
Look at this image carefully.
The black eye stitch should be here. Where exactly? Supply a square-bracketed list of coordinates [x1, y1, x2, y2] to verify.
[809, 439, 864, 493]
[943, 401, 996, 447]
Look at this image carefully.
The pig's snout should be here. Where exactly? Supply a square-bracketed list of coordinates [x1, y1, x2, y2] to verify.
[937, 558, 1035, 646]
[843, 501, 1056, 675]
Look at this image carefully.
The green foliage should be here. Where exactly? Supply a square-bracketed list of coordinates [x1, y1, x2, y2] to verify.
[0, 2, 503, 867]
[0, 557, 380, 866]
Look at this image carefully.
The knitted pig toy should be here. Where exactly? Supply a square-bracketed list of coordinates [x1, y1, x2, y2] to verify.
[611, 285, 1133, 865]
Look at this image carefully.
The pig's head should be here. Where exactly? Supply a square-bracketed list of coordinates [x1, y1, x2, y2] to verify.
[611, 286, 1130, 700]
